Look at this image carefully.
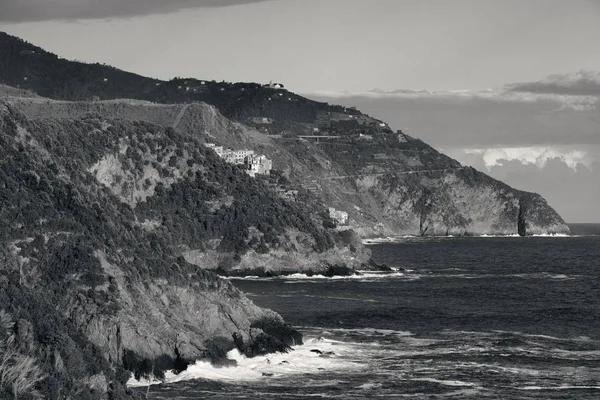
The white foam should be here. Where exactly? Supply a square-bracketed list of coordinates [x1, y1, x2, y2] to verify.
[362, 236, 415, 244]
[126, 376, 162, 388]
[283, 271, 406, 282]
[127, 337, 365, 387]
[362, 233, 577, 243]
[223, 275, 274, 281]
[479, 234, 521, 238]
[226, 271, 406, 282]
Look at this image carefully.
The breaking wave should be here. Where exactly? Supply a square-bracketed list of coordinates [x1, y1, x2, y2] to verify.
[227, 271, 406, 282]
[128, 337, 364, 387]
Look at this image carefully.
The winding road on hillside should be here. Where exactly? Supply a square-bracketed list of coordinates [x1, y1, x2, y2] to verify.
[319, 167, 466, 180]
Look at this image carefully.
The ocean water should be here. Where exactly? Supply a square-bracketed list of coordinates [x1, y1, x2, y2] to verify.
[137, 224, 600, 399]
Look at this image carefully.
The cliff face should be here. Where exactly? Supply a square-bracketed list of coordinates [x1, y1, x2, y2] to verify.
[9, 97, 569, 237]
[0, 102, 312, 399]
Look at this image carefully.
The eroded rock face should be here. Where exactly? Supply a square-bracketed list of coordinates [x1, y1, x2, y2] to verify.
[64, 251, 296, 379]
[12, 97, 568, 238]
[344, 167, 569, 237]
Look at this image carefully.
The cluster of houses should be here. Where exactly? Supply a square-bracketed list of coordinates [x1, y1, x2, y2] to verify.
[204, 143, 272, 177]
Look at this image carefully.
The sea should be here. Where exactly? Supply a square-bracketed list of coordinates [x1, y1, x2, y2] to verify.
[136, 224, 600, 399]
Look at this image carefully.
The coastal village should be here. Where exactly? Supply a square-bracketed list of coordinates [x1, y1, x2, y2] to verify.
[204, 143, 273, 177]
[203, 143, 349, 226]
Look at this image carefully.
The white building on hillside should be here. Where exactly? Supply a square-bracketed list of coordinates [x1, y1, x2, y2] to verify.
[328, 207, 349, 225]
[245, 154, 272, 177]
[223, 149, 254, 165]
[204, 144, 271, 177]
[264, 81, 285, 90]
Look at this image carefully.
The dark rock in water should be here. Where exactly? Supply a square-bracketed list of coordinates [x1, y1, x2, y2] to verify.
[324, 264, 357, 277]
[251, 315, 304, 346]
[207, 336, 238, 367]
[234, 331, 290, 358]
[367, 259, 396, 272]
[311, 349, 335, 357]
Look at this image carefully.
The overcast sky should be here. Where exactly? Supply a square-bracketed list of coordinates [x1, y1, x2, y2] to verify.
[2, 0, 600, 93]
[1, 0, 599, 222]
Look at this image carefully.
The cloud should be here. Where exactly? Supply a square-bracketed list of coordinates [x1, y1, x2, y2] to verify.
[309, 87, 598, 112]
[462, 147, 595, 170]
[507, 70, 600, 96]
[0, 0, 277, 23]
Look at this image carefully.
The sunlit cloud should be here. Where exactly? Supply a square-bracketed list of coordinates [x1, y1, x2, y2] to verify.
[462, 147, 594, 170]
[308, 88, 598, 112]
[507, 70, 600, 96]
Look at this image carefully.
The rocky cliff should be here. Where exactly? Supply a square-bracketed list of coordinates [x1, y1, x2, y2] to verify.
[9, 97, 570, 237]
[0, 102, 315, 399]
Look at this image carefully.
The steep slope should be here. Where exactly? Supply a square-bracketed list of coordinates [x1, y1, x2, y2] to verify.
[0, 101, 315, 399]
[9, 97, 569, 237]
[0, 32, 569, 236]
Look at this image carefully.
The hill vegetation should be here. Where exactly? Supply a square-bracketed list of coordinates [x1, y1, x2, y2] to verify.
[0, 100, 358, 398]
[0, 32, 374, 135]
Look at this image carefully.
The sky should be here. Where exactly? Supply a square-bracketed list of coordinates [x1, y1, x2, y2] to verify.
[2, 0, 600, 93]
[1, 0, 599, 222]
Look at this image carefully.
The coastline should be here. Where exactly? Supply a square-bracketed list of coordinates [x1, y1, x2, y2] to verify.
[361, 233, 575, 244]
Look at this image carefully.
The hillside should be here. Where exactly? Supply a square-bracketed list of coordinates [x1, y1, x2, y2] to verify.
[0, 31, 569, 238]
[8, 96, 569, 237]
[0, 100, 365, 398]
[0, 32, 387, 133]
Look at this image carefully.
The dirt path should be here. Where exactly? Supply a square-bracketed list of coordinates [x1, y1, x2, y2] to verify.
[172, 103, 191, 129]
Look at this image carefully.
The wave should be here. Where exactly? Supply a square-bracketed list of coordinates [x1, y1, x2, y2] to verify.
[362, 233, 579, 244]
[126, 376, 162, 388]
[531, 233, 573, 237]
[232, 270, 580, 283]
[227, 271, 407, 282]
[517, 385, 600, 391]
[127, 337, 364, 387]
[362, 236, 416, 244]
[284, 271, 406, 282]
